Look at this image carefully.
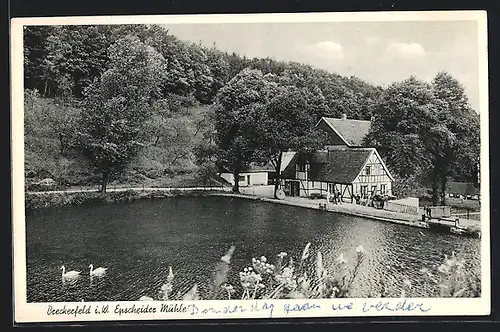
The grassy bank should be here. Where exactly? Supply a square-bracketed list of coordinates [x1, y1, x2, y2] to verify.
[25, 188, 227, 211]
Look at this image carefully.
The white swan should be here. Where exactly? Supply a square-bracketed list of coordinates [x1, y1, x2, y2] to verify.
[61, 266, 81, 279]
[89, 264, 108, 277]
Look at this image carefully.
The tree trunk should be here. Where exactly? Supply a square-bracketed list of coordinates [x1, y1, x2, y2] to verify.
[232, 170, 240, 193]
[431, 168, 440, 206]
[59, 134, 65, 156]
[43, 79, 49, 98]
[101, 171, 109, 195]
[273, 152, 283, 199]
[440, 174, 448, 206]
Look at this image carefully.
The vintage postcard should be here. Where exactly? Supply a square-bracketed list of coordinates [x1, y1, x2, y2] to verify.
[11, 10, 490, 324]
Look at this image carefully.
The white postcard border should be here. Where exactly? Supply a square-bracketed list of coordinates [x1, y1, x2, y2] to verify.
[11, 10, 491, 323]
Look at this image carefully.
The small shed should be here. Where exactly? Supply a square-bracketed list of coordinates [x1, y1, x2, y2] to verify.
[219, 163, 276, 187]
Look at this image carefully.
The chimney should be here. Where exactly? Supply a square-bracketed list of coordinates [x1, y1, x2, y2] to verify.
[341, 113, 347, 120]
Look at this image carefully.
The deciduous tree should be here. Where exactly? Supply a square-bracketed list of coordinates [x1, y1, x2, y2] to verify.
[365, 77, 438, 199]
[431, 72, 480, 185]
[213, 68, 277, 192]
[367, 73, 480, 204]
[255, 85, 329, 198]
[76, 35, 167, 193]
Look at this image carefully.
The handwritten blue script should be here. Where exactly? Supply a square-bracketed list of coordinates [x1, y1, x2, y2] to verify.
[362, 299, 432, 313]
[283, 302, 321, 315]
[180, 299, 430, 318]
[187, 301, 275, 318]
[331, 302, 354, 311]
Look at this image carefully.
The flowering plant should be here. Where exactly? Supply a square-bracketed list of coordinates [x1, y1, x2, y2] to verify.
[139, 244, 479, 301]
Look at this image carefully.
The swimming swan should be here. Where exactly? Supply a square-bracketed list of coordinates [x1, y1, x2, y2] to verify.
[89, 264, 108, 277]
[61, 266, 81, 279]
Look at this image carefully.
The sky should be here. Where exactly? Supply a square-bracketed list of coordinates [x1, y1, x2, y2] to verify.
[162, 20, 481, 111]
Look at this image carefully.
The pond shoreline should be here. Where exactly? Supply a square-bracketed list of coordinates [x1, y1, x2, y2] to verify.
[217, 192, 426, 227]
[24, 187, 481, 238]
[24, 187, 233, 210]
[24, 188, 482, 302]
[216, 193, 481, 238]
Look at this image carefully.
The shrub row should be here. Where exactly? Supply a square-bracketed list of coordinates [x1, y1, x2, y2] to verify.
[24, 189, 225, 210]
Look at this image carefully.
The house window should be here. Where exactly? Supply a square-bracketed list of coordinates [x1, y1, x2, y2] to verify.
[371, 185, 378, 195]
[365, 166, 371, 176]
[380, 184, 386, 195]
[297, 163, 306, 172]
[238, 175, 245, 182]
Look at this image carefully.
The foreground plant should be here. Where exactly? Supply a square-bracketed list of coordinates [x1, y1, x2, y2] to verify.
[420, 251, 481, 298]
[231, 242, 367, 300]
[373, 251, 481, 298]
[140, 243, 479, 301]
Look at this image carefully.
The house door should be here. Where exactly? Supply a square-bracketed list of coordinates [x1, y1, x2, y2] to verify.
[247, 175, 251, 186]
[360, 185, 368, 199]
[291, 181, 300, 197]
[380, 184, 386, 195]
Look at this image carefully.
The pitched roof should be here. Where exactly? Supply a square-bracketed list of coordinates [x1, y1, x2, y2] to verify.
[218, 152, 300, 174]
[245, 163, 276, 172]
[319, 117, 372, 147]
[282, 147, 374, 184]
[446, 181, 480, 196]
[219, 162, 275, 174]
[280, 151, 297, 172]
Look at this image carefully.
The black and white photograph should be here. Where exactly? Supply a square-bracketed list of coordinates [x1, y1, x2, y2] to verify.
[11, 11, 490, 322]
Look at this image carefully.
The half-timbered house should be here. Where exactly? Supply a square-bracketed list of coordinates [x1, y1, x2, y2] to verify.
[281, 146, 394, 202]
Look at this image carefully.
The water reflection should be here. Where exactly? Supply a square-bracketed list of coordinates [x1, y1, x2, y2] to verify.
[61, 276, 80, 288]
[26, 196, 481, 302]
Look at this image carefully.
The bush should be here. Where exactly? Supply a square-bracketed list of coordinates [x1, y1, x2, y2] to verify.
[392, 174, 428, 198]
[24, 188, 229, 211]
[25, 192, 107, 210]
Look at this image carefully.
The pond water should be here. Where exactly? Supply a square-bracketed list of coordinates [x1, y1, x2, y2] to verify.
[25, 196, 481, 302]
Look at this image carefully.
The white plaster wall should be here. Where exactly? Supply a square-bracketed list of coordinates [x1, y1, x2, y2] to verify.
[219, 172, 268, 186]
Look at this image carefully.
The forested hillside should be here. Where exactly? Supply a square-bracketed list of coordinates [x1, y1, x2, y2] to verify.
[23, 24, 480, 201]
[23, 24, 384, 189]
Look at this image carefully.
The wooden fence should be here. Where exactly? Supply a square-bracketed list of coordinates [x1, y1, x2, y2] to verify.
[383, 201, 420, 215]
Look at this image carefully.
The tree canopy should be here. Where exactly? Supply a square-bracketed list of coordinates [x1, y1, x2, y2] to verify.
[24, 24, 480, 199]
[365, 74, 480, 203]
[76, 35, 167, 193]
[212, 68, 278, 192]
